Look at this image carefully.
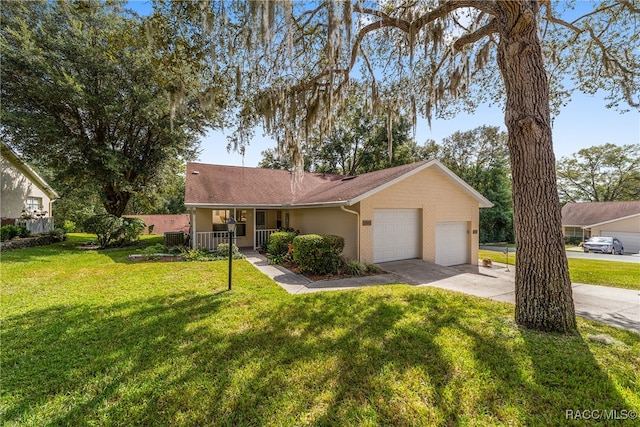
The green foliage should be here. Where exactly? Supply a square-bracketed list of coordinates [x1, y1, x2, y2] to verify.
[1, 225, 19, 241]
[1, 225, 31, 241]
[1, 1, 223, 217]
[216, 243, 242, 258]
[179, 246, 244, 262]
[17, 225, 31, 238]
[564, 236, 583, 246]
[292, 234, 344, 275]
[344, 260, 367, 276]
[121, 217, 146, 245]
[2, 237, 639, 425]
[83, 215, 125, 248]
[63, 220, 77, 233]
[259, 104, 429, 175]
[266, 232, 297, 257]
[431, 126, 514, 243]
[140, 244, 169, 255]
[83, 214, 146, 248]
[557, 143, 640, 203]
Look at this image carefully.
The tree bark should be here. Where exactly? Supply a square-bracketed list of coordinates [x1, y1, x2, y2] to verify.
[102, 184, 132, 218]
[495, 2, 577, 333]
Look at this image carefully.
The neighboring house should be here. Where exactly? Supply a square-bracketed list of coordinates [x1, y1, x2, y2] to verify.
[1, 142, 58, 232]
[185, 159, 493, 266]
[123, 214, 190, 235]
[561, 201, 640, 254]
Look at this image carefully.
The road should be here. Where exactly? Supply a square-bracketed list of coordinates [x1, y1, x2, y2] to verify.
[480, 246, 640, 264]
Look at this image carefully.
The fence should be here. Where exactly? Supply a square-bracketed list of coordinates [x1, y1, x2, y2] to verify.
[16, 217, 55, 234]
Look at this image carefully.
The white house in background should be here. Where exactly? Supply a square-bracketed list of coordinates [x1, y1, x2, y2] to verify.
[1, 141, 59, 231]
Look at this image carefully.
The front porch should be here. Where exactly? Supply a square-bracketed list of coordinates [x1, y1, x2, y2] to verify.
[194, 229, 278, 251]
[190, 207, 287, 251]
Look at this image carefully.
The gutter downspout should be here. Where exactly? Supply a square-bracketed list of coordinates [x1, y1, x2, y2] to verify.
[341, 205, 360, 261]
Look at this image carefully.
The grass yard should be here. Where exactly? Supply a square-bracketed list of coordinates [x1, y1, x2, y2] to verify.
[478, 249, 640, 290]
[2, 235, 639, 426]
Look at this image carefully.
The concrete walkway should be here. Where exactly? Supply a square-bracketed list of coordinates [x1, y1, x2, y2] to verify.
[243, 252, 640, 333]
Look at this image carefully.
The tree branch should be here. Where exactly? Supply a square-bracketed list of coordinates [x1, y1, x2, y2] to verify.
[453, 19, 498, 51]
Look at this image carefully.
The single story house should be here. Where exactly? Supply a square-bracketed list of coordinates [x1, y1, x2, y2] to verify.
[561, 201, 640, 254]
[1, 141, 58, 232]
[185, 159, 492, 266]
[123, 214, 190, 235]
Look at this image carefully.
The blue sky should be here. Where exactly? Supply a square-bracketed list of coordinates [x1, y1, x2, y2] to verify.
[124, 1, 639, 167]
[200, 91, 639, 167]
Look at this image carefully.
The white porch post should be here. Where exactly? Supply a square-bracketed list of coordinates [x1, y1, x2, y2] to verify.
[253, 208, 257, 250]
[192, 207, 197, 249]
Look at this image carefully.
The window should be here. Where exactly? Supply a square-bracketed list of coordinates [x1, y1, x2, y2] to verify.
[211, 209, 247, 236]
[26, 197, 42, 212]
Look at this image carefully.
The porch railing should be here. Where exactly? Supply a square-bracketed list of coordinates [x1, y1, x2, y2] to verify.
[195, 231, 233, 250]
[255, 229, 278, 250]
[17, 217, 54, 234]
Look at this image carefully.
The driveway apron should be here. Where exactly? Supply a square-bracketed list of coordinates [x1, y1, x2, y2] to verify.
[244, 252, 640, 333]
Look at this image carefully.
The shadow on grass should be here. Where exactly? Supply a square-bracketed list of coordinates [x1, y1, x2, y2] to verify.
[3, 286, 636, 425]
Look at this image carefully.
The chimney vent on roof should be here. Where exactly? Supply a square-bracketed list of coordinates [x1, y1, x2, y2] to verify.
[192, 170, 200, 175]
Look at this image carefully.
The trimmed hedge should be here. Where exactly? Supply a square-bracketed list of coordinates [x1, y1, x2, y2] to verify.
[0, 225, 30, 241]
[292, 234, 345, 275]
[267, 231, 297, 257]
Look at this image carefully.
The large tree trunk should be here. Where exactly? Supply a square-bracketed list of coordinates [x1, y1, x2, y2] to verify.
[496, 2, 576, 333]
[102, 184, 132, 217]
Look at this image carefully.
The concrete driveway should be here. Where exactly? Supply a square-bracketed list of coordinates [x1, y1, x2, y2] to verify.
[245, 252, 640, 333]
[380, 259, 640, 333]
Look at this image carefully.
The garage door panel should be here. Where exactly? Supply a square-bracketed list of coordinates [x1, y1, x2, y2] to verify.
[435, 222, 469, 266]
[373, 209, 420, 263]
[601, 231, 640, 254]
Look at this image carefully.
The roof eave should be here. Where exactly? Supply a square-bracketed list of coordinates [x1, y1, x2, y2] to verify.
[581, 212, 640, 229]
[1, 143, 59, 200]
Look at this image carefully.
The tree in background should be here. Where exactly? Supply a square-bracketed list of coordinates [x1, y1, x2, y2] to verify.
[1, 1, 224, 217]
[427, 126, 513, 244]
[557, 143, 640, 203]
[260, 104, 429, 174]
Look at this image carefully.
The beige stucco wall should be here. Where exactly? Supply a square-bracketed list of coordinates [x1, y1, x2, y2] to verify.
[591, 216, 640, 235]
[359, 167, 480, 265]
[1, 157, 53, 218]
[289, 206, 359, 260]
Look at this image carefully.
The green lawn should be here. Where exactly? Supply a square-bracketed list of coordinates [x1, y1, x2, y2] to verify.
[2, 235, 639, 426]
[478, 249, 640, 290]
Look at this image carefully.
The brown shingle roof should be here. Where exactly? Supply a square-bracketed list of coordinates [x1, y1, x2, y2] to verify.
[561, 201, 640, 227]
[185, 160, 493, 208]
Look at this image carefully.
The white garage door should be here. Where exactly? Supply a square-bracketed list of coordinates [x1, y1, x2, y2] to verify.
[435, 222, 469, 266]
[373, 209, 420, 263]
[601, 231, 640, 254]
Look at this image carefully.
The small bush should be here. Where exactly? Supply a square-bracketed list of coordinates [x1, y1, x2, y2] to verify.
[141, 243, 169, 255]
[84, 214, 125, 247]
[0, 225, 20, 241]
[17, 225, 30, 238]
[344, 260, 367, 276]
[216, 243, 243, 259]
[267, 231, 297, 257]
[121, 217, 146, 244]
[180, 245, 244, 261]
[564, 236, 583, 246]
[63, 220, 77, 233]
[83, 214, 146, 247]
[292, 234, 344, 275]
[366, 263, 382, 273]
